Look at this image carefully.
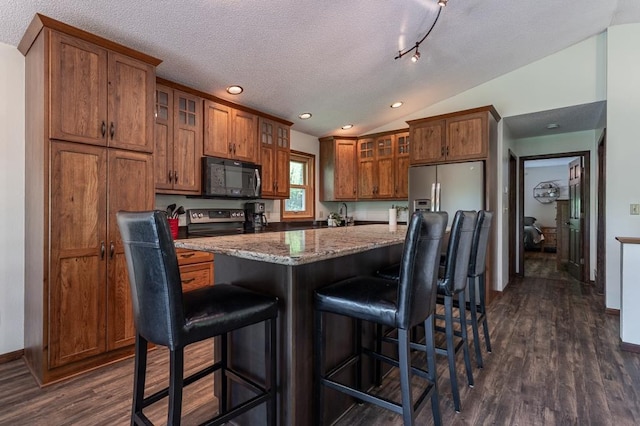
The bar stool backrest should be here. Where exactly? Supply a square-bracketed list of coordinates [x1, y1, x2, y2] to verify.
[469, 211, 493, 278]
[441, 210, 477, 295]
[397, 211, 448, 329]
[117, 210, 186, 350]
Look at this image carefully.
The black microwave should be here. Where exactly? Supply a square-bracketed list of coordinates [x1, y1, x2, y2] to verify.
[201, 157, 262, 199]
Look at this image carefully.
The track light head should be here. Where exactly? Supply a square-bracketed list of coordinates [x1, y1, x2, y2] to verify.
[411, 49, 421, 63]
[438, 0, 448, 6]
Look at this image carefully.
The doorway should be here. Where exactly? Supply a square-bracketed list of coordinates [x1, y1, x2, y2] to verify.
[518, 151, 591, 282]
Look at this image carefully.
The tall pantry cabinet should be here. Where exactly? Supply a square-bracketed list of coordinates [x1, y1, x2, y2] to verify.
[19, 14, 161, 385]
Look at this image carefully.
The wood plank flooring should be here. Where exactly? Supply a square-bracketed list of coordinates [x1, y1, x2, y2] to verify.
[1, 253, 639, 425]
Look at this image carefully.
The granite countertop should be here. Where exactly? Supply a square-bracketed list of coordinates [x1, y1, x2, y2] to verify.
[175, 224, 407, 266]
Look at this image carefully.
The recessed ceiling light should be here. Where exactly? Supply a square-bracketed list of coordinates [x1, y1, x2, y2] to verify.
[226, 85, 243, 95]
[391, 101, 404, 108]
[299, 113, 312, 120]
[546, 123, 560, 129]
[342, 124, 353, 130]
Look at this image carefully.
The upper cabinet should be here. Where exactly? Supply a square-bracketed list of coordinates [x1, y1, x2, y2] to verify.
[394, 131, 410, 199]
[319, 137, 358, 201]
[408, 106, 500, 165]
[49, 31, 155, 153]
[259, 117, 291, 199]
[204, 100, 258, 163]
[155, 83, 202, 194]
[357, 135, 395, 199]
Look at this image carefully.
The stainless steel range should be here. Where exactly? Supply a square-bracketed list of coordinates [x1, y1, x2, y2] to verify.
[186, 208, 246, 237]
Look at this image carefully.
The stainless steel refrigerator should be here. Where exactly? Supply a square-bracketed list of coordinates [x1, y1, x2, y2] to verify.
[408, 161, 485, 227]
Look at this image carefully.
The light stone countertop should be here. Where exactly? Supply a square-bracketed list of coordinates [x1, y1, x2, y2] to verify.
[175, 224, 407, 266]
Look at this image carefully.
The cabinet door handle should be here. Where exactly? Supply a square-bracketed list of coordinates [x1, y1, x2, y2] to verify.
[180, 253, 195, 259]
[101, 121, 106, 137]
[109, 122, 115, 139]
[441, 146, 444, 156]
[168, 170, 173, 183]
[229, 143, 233, 153]
[174, 171, 178, 183]
[182, 278, 195, 284]
[109, 241, 115, 259]
[100, 241, 105, 259]
[446, 146, 449, 156]
[233, 144, 237, 155]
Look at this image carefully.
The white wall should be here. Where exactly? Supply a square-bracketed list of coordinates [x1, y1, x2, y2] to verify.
[0, 42, 25, 355]
[606, 24, 640, 312]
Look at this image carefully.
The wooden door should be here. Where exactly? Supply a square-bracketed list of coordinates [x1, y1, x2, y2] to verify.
[357, 138, 375, 199]
[259, 118, 275, 197]
[395, 132, 410, 198]
[567, 157, 584, 281]
[335, 140, 357, 200]
[410, 120, 445, 164]
[49, 142, 107, 368]
[375, 135, 395, 198]
[107, 52, 155, 153]
[275, 124, 291, 198]
[154, 85, 173, 190]
[446, 112, 487, 161]
[204, 100, 232, 158]
[49, 31, 107, 146]
[556, 200, 570, 269]
[232, 109, 258, 162]
[172, 91, 202, 193]
[106, 149, 154, 350]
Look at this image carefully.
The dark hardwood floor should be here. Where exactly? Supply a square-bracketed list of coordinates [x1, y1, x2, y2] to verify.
[2, 253, 639, 425]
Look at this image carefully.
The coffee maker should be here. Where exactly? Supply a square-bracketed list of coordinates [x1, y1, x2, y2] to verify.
[244, 202, 268, 230]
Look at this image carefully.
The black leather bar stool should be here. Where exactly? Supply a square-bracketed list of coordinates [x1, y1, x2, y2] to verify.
[463, 210, 493, 368]
[314, 211, 447, 426]
[375, 210, 477, 413]
[117, 210, 278, 426]
[435, 210, 477, 412]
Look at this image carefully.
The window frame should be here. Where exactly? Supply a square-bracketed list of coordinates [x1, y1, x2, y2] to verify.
[281, 150, 315, 221]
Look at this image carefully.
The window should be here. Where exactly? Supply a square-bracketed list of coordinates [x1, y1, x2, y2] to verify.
[281, 151, 315, 220]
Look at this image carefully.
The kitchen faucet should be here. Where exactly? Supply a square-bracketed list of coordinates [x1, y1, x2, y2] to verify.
[339, 203, 348, 224]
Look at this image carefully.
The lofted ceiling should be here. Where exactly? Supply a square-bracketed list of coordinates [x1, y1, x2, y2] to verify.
[1, 1, 639, 138]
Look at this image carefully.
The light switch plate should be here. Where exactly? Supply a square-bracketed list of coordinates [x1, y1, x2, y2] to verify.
[631, 204, 640, 215]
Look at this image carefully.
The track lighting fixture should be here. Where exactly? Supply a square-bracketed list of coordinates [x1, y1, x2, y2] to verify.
[395, 0, 447, 62]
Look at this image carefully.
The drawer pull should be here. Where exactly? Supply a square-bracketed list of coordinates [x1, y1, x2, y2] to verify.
[182, 278, 195, 284]
[180, 253, 195, 258]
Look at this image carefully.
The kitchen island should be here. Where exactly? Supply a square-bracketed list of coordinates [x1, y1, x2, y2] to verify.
[176, 224, 407, 426]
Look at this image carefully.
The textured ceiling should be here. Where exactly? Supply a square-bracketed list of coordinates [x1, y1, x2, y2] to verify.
[1, 0, 639, 138]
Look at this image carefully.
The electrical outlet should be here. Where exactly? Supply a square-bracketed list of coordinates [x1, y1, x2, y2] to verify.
[631, 204, 640, 215]
[318, 210, 324, 219]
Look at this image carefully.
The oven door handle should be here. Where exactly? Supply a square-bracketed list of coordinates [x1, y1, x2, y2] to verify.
[254, 168, 261, 197]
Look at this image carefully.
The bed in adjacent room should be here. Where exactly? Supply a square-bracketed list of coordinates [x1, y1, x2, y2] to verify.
[524, 216, 545, 250]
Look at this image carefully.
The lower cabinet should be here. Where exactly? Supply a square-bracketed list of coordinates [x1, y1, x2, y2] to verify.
[30, 141, 154, 384]
[176, 249, 214, 292]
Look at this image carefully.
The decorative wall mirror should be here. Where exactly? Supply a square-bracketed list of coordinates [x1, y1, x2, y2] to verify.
[533, 181, 560, 204]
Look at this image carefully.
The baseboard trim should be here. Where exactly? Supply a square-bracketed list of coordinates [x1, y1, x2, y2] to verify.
[0, 349, 24, 364]
[605, 308, 620, 316]
[621, 341, 640, 353]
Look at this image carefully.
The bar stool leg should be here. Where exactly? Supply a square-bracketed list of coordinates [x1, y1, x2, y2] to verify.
[167, 348, 184, 426]
[398, 328, 415, 426]
[355, 318, 363, 399]
[314, 310, 325, 426]
[479, 274, 492, 353]
[131, 334, 148, 425]
[458, 290, 474, 388]
[424, 314, 442, 426]
[444, 295, 461, 412]
[467, 275, 484, 368]
[374, 324, 382, 387]
[220, 332, 228, 415]
[266, 317, 277, 426]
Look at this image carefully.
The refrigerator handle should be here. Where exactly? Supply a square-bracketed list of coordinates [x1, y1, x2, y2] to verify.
[435, 183, 441, 212]
[430, 183, 436, 211]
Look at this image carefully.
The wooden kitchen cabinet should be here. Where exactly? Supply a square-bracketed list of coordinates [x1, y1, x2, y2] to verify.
[176, 249, 214, 292]
[358, 135, 394, 199]
[155, 83, 203, 194]
[394, 131, 410, 199]
[204, 100, 258, 163]
[49, 30, 155, 153]
[259, 117, 291, 198]
[408, 106, 499, 165]
[20, 13, 160, 385]
[319, 137, 358, 201]
[49, 142, 154, 366]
